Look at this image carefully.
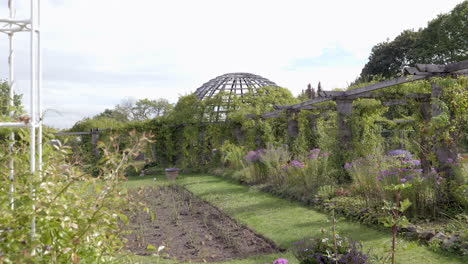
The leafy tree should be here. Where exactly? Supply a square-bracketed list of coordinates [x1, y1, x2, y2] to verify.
[356, 1, 468, 83]
[115, 97, 137, 121]
[0, 80, 22, 117]
[70, 117, 126, 132]
[94, 109, 129, 122]
[132, 98, 173, 121]
[166, 94, 202, 123]
[416, 2, 468, 64]
[359, 30, 420, 81]
[97, 98, 174, 122]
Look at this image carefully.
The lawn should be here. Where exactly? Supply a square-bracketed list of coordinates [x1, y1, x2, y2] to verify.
[124, 174, 466, 264]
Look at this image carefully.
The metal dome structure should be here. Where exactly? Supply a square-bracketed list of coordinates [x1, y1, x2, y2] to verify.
[194, 72, 279, 121]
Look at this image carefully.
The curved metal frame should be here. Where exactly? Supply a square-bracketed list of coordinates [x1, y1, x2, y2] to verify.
[194, 72, 278, 121]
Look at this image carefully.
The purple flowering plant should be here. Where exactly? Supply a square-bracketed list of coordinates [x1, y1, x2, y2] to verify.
[243, 145, 292, 184]
[290, 160, 305, 168]
[376, 150, 425, 186]
[378, 150, 420, 264]
[386, 149, 412, 159]
[272, 258, 288, 264]
[264, 258, 288, 264]
[244, 149, 265, 163]
[291, 236, 368, 264]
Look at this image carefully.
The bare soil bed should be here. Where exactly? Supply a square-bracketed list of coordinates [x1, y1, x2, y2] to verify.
[125, 185, 280, 262]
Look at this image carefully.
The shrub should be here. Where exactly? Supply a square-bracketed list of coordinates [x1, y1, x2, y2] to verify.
[220, 141, 245, 170]
[0, 130, 150, 263]
[291, 237, 368, 264]
[345, 151, 441, 217]
[283, 149, 336, 196]
[316, 185, 336, 200]
[238, 146, 337, 196]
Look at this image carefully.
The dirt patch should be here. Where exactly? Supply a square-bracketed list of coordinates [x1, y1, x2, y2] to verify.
[125, 185, 281, 262]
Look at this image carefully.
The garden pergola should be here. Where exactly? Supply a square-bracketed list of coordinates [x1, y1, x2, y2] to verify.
[256, 60, 468, 181]
[0, 0, 42, 244]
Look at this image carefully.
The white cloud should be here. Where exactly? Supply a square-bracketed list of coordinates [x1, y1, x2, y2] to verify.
[0, 0, 464, 129]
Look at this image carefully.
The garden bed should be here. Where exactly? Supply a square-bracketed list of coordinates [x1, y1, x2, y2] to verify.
[125, 185, 280, 262]
[256, 184, 467, 256]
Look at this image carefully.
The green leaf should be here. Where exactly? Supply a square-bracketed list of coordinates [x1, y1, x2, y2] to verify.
[400, 199, 412, 212]
[146, 244, 157, 251]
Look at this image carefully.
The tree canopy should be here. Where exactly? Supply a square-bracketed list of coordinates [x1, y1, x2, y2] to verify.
[356, 1, 467, 83]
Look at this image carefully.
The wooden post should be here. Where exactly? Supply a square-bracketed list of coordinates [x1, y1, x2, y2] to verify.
[307, 114, 317, 131]
[336, 99, 353, 151]
[91, 128, 99, 158]
[287, 110, 299, 138]
[233, 123, 244, 144]
[286, 110, 299, 153]
[431, 83, 458, 180]
[419, 101, 432, 174]
[255, 117, 263, 148]
[336, 99, 353, 182]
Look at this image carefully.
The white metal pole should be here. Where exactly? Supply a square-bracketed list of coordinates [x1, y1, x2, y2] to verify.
[8, 0, 15, 210]
[30, 0, 37, 246]
[37, 0, 42, 175]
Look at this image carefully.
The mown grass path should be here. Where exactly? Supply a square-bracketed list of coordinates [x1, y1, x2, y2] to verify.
[125, 174, 465, 264]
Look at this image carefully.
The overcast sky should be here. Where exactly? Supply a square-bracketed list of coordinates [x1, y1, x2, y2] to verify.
[0, 0, 463, 129]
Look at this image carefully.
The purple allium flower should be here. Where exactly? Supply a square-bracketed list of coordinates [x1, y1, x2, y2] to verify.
[344, 162, 352, 169]
[406, 175, 413, 180]
[376, 176, 383, 181]
[244, 151, 256, 161]
[245, 150, 262, 162]
[378, 170, 387, 175]
[273, 258, 288, 264]
[291, 241, 304, 245]
[387, 149, 412, 159]
[290, 160, 305, 168]
[400, 178, 407, 183]
[447, 158, 454, 163]
[308, 154, 318, 159]
[378, 170, 396, 176]
[431, 167, 437, 173]
[407, 160, 421, 166]
[281, 164, 289, 171]
[310, 148, 320, 153]
[320, 152, 330, 157]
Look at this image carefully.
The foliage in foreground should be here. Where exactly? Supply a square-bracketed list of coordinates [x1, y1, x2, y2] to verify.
[0, 130, 150, 263]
